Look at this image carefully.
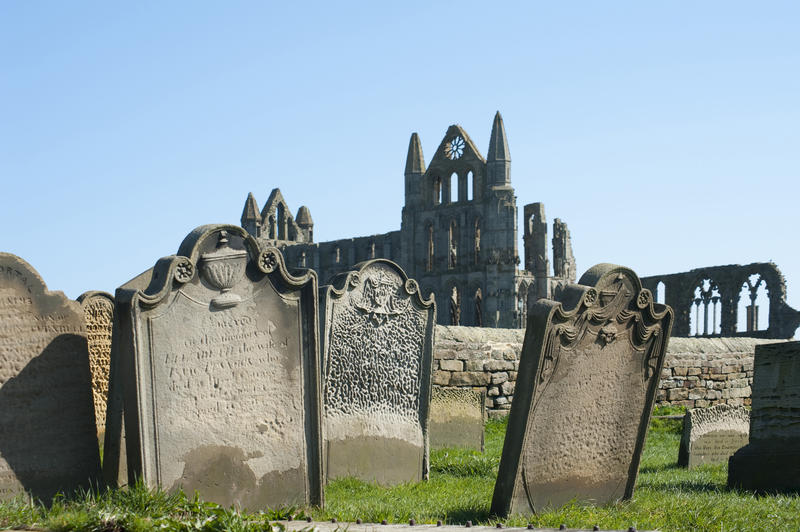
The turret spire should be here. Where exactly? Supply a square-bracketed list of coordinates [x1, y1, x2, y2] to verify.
[487, 111, 510, 162]
[240, 192, 260, 237]
[241, 192, 259, 223]
[404, 132, 425, 176]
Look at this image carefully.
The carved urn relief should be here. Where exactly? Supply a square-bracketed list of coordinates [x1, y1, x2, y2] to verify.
[200, 231, 248, 309]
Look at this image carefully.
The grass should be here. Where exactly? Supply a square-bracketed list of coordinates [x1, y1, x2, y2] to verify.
[2, 408, 799, 531]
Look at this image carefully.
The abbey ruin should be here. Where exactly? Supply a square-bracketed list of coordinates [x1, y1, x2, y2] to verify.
[239, 112, 799, 337]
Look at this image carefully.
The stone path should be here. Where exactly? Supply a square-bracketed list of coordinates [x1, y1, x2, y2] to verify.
[273, 520, 654, 532]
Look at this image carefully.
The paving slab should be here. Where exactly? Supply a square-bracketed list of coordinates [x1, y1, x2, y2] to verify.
[272, 521, 655, 532]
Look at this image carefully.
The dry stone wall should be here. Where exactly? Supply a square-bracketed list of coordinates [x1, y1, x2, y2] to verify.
[433, 326, 786, 418]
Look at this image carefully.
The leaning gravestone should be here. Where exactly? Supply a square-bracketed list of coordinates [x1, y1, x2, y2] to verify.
[102, 265, 166, 489]
[678, 404, 749, 468]
[0, 253, 101, 502]
[77, 291, 114, 434]
[320, 259, 435, 485]
[728, 341, 800, 492]
[110, 225, 323, 508]
[491, 264, 674, 515]
[429, 387, 485, 452]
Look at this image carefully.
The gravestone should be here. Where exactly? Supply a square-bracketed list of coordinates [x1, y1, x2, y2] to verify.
[110, 225, 323, 508]
[678, 404, 749, 468]
[429, 387, 485, 452]
[728, 341, 800, 492]
[77, 291, 114, 434]
[0, 253, 101, 502]
[491, 264, 674, 515]
[320, 259, 435, 485]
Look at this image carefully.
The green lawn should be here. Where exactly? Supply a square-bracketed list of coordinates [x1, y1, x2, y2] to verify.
[2, 411, 799, 531]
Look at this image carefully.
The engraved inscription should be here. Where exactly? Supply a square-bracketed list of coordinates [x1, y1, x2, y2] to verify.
[82, 296, 113, 431]
[690, 431, 749, 467]
[147, 290, 306, 494]
[0, 255, 100, 502]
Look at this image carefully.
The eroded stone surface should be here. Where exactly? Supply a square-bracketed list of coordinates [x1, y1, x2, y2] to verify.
[320, 260, 435, 485]
[0, 253, 100, 502]
[111, 225, 323, 509]
[77, 291, 114, 433]
[678, 404, 749, 468]
[728, 341, 800, 492]
[430, 387, 485, 451]
[491, 264, 674, 515]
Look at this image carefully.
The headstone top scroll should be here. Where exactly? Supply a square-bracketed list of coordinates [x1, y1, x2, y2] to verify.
[321, 259, 436, 485]
[112, 225, 323, 509]
[492, 264, 674, 515]
[0, 253, 101, 502]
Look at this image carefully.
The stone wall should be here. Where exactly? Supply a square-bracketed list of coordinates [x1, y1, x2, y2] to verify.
[433, 325, 786, 419]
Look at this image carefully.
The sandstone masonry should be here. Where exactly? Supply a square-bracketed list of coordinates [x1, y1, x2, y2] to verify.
[433, 325, 785, 418]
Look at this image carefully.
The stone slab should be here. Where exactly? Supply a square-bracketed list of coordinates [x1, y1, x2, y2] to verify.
[492, 264, 674, 515]
[77, 291, 114, 434]
[0, 253, 101, 502]
[272, 522, 652, 532]
[109, 225, 323, 509]
[320, 259, 435, 485]
[430, 387, 485, 451]
[677, 404, 749, 468]
[728, 341, 800, 492]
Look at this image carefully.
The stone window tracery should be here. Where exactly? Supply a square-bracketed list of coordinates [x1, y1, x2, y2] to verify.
[474, 288, 483, 327]
[426, 224, 434, 272]
[448, 220, 458, 269]
[737, 273, 770, 332]
[449, 286, 461, 325]
[474, 219, 481, 264]
[445, 135, 465, 160]
[689, 278, 721, 336]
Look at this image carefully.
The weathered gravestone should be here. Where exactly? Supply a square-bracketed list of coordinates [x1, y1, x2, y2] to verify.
[108, 225, 323, 508]
[102, 268, 154, 488]
[728, 341, 800, 492]
[0, 253, 101, 502]
[77, 291, 114, 434]
[491, 264, 674, 515]
[429, 387, 485, 452]
[678, 404, 749, 468]
[320, 259, 435, 485]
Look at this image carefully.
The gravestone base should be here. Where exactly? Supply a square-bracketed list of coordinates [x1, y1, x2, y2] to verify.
[327, 437, 423, 485]
[728, 443, 800, 493]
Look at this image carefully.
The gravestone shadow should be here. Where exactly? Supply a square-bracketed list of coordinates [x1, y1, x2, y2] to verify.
[0, 334, 101, 504]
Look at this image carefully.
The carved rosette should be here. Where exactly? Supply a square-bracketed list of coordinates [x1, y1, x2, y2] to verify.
[174, 258, 195, 283]
[199, 231, 247, 309]
[258, 249, 279, 273]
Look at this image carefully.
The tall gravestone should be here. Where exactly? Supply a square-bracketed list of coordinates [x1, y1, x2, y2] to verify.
[429, 387, 485, 452]
[492, 264, 674, 515]
[320, 259, 435, 485]
[102, 268, 154, 488]
[0, 253, 101, 502]
[728, 341, 800, 492]
[77, 291, 114, 434]
[678, 404, 749, 468]
[110, 225, 323, 509]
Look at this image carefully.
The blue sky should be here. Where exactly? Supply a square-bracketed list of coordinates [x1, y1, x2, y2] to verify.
[1, 2, 797, 329]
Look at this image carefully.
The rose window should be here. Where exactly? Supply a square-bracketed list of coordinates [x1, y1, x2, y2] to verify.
[445, 136, 465, 160]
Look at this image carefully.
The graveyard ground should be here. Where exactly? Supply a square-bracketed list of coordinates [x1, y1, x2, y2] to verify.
[1, 408, 799, 532]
